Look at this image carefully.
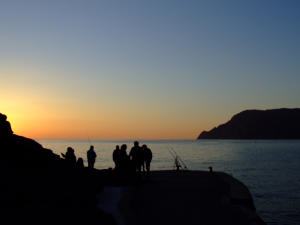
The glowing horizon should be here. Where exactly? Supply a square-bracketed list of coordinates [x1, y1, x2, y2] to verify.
[3, 106, 218, 140]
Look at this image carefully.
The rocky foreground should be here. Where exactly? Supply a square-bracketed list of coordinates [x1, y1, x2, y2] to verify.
[0, 113, 116, 225]
[119, 170, 266, 225]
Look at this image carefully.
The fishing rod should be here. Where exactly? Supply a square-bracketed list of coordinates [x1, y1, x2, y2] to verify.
[169, 146, 187, 168]
[86, 130, 92, 146]
[168, 149, 178, 170]
[168, 146, 188, 170]
[168, 148, 176, 159]
[87, 135, 92, 146]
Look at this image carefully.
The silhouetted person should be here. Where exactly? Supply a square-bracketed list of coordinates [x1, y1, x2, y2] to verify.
[0, 113, 13, 138]
[119, 144, 129, 170]
[129, 141, 144, 173]
[113, 145, 121, 169]
[61, 147, 77, 165]
[142, 144, 152, 176]
[87, 145, 97, 169]
[76, 157, 84, 168]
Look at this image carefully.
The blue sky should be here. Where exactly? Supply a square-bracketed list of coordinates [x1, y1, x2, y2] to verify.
[0, 0, 299, 139]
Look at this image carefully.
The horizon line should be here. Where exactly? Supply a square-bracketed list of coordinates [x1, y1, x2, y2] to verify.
[35, 138, 196, 141]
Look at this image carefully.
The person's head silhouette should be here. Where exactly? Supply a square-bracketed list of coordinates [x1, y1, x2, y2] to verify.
[67, 147, 74, 153]
[134, 141, 139, 147]
[121, 144, 127, 151]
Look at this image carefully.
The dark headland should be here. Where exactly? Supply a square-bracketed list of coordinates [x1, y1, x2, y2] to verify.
[198, 108, 300, 139]
[0, 113, 116, 225]
[0, 113, 266, 225]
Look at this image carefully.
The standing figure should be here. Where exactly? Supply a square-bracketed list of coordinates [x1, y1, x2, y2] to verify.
[129, 141, 143, 173]
[61, 147, 77, 166]
[143, 145, 152, 176]
[112, 145, 121, 169]
[119, 144, 129, 170]
[87, 145, 97, 169]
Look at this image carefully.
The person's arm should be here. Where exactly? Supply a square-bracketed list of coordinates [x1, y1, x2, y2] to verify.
[112, 151, 116, 162]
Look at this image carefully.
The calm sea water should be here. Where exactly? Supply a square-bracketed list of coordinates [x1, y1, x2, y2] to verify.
[38, 139, 300, 225]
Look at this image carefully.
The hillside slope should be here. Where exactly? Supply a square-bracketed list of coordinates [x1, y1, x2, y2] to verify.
[198, 108, 300, 139]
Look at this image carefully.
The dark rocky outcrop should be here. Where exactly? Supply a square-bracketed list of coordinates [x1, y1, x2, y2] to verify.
[198, 108, 300, 139]
[0, 113, 116, 225]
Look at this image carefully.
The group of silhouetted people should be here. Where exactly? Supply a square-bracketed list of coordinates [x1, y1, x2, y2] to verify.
[113, 141, 152, 176]
[60, 141, 152, 176]
[61, 145, 97, 169]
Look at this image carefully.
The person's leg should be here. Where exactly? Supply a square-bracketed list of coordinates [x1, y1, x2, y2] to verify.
[146, 161, 150, 176]
[137, 162, 141, 173]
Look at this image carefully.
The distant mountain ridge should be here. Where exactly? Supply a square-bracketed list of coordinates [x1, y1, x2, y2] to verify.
[198, 108, 300, 139]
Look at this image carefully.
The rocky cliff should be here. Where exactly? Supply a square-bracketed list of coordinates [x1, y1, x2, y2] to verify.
[0, 113, 115, 225]
[198, 108, 300, 139]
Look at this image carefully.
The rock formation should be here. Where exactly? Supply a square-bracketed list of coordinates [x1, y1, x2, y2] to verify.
[198, 108, 300, 139]
[0, 113, 115, 225]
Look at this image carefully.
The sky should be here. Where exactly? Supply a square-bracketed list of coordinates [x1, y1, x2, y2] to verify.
[0, 0, 299, 139]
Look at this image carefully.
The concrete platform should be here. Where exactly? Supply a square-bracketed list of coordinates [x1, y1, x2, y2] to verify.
[119, 170, 266, 225]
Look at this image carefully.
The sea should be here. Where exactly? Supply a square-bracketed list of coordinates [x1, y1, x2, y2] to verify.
[38, 139, 300, 225]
